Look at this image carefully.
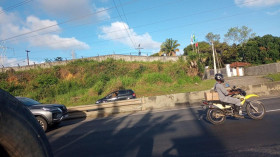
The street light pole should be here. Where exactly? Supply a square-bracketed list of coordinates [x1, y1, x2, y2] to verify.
[211, 42, 217, 74]
[26, 50, 30, 66]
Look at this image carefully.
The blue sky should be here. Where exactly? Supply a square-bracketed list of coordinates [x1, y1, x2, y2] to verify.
[0, 0, 280, 66]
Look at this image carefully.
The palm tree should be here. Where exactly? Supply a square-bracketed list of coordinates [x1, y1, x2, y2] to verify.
[160, 38, 180, 56]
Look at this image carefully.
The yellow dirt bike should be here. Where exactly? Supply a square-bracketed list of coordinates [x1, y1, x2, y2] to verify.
[203, 86, 265, 125]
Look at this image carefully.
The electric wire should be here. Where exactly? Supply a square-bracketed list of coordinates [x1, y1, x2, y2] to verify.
[0, 0, 33, 14]
[1, 0, 259, 43]
[113, 0, 137, 48]
[0, 0, 139, 42]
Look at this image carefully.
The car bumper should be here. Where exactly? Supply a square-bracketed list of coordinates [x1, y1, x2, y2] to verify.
[53, 113, 68, 122]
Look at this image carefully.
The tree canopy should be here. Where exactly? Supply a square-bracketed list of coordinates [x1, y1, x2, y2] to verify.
[160, 38, 180, 56]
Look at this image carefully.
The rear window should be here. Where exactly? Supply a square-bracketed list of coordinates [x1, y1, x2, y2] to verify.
[127, 90, 134, 94]
[118, 90, 134, 95]
[118, 90, 127, 95]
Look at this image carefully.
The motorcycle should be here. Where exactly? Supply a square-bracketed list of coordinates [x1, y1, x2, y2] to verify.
[203, 85, 265, 125]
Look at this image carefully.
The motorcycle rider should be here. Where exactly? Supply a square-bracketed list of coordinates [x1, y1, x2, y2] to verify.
[214, 73, 244, 118]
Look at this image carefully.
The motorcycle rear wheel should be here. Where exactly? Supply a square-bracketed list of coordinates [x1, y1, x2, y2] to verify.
[246, 100, 265, 120]
[207, 108, 226, 125]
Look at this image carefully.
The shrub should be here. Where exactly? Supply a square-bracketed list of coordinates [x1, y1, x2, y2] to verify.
[131, 65, 147, 78]
[120, 76, 136, 87]
[93, 80, 104, 95]
[35, 74, 58, 87]
[142, 73, 172, 84]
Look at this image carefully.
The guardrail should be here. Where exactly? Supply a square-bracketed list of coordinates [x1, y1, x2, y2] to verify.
[66, 99, 142, 119]
[66, 81, 280, 120]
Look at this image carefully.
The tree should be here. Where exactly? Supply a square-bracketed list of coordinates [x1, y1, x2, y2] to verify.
[184, 41, 211, 55]
[160, 38, 180, 56]
[241, 34, 280, 64]
[54, 57, 63, 61]
[205, 32, 220, 43]
[44, 58, 52, 63]
[224, 26, 256, 45]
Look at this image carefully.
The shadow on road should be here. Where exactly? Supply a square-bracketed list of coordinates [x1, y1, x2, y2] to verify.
[48, 107, 180, 157]
[162, 106, 228, 157]
[47, 97, 280, 157]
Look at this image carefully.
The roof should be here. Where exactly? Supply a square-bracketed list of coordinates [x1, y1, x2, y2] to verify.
[230, 62, 250, 68]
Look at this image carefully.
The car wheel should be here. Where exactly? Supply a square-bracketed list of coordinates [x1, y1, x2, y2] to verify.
[36, 116, 48, 132]
[0, 89, 53, 157]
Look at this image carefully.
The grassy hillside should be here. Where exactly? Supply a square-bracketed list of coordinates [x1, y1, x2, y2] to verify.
[0, 58, 215, 106]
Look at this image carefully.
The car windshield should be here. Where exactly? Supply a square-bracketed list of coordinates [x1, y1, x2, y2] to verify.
[17, 97, 41, 106]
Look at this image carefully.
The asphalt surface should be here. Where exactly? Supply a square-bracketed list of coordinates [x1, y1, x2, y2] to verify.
[47, 97, 280, 157]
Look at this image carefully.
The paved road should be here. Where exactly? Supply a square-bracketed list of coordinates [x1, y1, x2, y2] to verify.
[47, 97, 280, 157]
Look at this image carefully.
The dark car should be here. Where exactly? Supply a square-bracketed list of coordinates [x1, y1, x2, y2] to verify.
[16, 97, 68, 132]
[96, 89, 136, 104]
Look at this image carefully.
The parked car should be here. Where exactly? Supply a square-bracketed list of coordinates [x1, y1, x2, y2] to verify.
[96, 89, 136, 104]
[16, 97, 68, 132]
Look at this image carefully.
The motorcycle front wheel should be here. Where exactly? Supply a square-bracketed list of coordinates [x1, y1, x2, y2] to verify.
[246, 100, 265, 120]
[207, 108, 226, 125]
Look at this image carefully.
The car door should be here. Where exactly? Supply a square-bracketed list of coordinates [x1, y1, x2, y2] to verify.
[106, 92, 118, 102]
[117, 90, 128, 100]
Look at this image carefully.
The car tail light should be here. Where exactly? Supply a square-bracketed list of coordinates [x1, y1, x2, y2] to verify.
[132, 93, 136, 97]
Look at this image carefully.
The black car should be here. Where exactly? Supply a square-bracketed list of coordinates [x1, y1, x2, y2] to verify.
[96, 89, 136, 104]
[16, 97, 68, 132]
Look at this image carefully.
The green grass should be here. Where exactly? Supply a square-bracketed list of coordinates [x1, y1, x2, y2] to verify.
[0, 58, 214, 107]
[266, 73, 280, 81]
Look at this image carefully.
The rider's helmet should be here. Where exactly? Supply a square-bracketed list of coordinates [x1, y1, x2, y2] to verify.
[215, 73, 224, 83]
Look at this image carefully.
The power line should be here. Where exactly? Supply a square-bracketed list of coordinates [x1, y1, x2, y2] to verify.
[5, 22, 279, 65]
[2, 0, 278, 60]
[1, 0, 258, 43]
[6, 0, 185, 43]
[2, 0, 260, 45]
[12, 8, 268, 51]
[10, 8, 279, 58]
[113, 0, 137, 48]
[0, 0, 33, 14]
[0, 0, 139, 42]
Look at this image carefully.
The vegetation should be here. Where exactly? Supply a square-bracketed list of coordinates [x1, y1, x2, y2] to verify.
[2, 25, 280, 107]
[0, 59, 215, 107]
[184, 27, 280, 66]
[159, 38, 180, 56]
[266, 73, 280, 82]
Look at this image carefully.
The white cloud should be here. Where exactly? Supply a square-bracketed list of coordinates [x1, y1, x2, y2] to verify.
[266, 9, 280, 15]
[0, 8, 89, 50]
[29, 34, 90, 50]
[235, 0, 280, 7]
[0, 56, 39, 67]
[37, 0, 110, 22]
[99, 22, 161, 49]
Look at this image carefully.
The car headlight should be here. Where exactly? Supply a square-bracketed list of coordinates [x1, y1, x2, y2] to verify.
[43, 107, 62, 112]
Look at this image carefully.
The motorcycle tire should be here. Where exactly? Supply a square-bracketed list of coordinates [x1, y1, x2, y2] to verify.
[246, 100, 265, 120]
[0, 89, 53, 157]
[207, 108, 226, 125]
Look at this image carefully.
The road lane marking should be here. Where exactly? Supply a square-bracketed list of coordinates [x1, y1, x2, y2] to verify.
[266, 109, 280, 112]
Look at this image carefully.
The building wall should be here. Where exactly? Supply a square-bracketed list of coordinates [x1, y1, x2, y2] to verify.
[244, 62, 280, 76]
[1, 55, 181, 72]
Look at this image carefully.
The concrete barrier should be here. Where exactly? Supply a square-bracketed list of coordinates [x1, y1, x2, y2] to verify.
[67, 99, 142, 119]
[67, 81, 280, 120]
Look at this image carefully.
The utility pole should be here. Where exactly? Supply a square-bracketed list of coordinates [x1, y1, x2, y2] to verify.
[211, 42, 217, 75]
[0, 42, 14, 66]
[136, 44, 143, 56]
[71, 50, 76, 60]
[26, 50, 30, 66]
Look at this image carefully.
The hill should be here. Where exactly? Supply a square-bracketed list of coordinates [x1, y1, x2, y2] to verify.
[0, 58, 215, 106]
